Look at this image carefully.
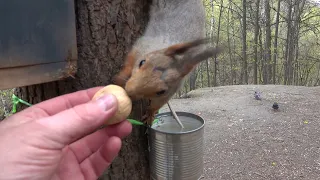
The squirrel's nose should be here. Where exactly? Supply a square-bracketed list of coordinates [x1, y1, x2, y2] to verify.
[124, 84, 134, 96]
[124, 83, 140, 100]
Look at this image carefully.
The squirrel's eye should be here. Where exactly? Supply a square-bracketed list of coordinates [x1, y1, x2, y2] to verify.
[139, 60, 146, 68]
[156, 90, 166, 96]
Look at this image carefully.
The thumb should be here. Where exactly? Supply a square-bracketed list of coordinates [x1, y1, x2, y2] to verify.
[37, 94, 118, 146]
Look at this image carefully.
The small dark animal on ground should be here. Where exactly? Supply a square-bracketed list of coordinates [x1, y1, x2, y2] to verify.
[272, 102, 279, 110]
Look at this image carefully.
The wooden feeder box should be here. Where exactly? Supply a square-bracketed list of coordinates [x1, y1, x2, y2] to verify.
[0, 0, 78, 90]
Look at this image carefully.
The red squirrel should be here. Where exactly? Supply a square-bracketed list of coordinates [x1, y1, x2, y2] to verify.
[113, 0, 222, 125]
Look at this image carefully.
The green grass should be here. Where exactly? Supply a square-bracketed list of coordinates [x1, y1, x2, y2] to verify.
[0, 88, 14, 120]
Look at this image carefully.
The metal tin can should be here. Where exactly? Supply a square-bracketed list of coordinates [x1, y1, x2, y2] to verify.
[148, 111, 205, 180]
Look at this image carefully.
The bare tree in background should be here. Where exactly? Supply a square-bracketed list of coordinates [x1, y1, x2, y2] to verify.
[242, 0, 248, 84]
[213, 0, 224, 86]
[273, 0, 282, 84]
[264, 0, 272, 84]
[253, 0, 260, 84]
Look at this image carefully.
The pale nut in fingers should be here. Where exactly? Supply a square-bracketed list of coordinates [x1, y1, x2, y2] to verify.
[92, 85, 132, 125]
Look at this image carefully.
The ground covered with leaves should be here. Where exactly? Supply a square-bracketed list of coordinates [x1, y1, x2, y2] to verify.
[161, 85, 320, 180]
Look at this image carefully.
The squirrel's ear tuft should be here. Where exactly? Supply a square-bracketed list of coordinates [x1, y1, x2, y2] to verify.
[164, 39, 210, 57]
[112, 50, 137, 87]
[178, 41, 223, 77]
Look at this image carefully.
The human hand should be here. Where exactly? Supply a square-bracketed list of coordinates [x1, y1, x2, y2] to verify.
[0, 87, 132, 180]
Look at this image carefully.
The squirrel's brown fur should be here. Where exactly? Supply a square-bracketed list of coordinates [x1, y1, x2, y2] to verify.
[113, 1, 222, 125]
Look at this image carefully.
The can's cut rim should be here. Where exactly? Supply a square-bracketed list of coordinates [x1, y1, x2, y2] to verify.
[150, 111, 205, 135]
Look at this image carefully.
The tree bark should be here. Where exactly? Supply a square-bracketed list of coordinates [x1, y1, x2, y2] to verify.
[15, 0, 151, 179]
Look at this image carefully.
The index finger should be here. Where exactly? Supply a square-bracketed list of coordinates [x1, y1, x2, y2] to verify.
[26, 86, 104, 116]
[3, 86, 107, 128]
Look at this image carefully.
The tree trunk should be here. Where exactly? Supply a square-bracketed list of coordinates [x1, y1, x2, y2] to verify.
[242, 0, 248, 84]
[273, 0, 281, 85]
[231, 4, 237, 85]
[15, 0, 151, 179]
[199, 62, 203, 88]
[227, 1, 233, 85]
[259, 25, 264, 84]
[213, 0, 223, 87]
[293, 0, 306, 86]
[208, 0, 215, 87]
[203, 5, 210, 88]
[264, 0, 272, 84]
[206, 60, 210, 87]
[189, 69, 197, 91]
[284, 0, 293, 85]
[314, 63, 320, 86]
[253, 0, 260, 85]
[222, 63, 226, 86]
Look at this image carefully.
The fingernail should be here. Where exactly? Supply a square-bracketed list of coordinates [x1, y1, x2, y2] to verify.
[95, 94, 117, 111]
